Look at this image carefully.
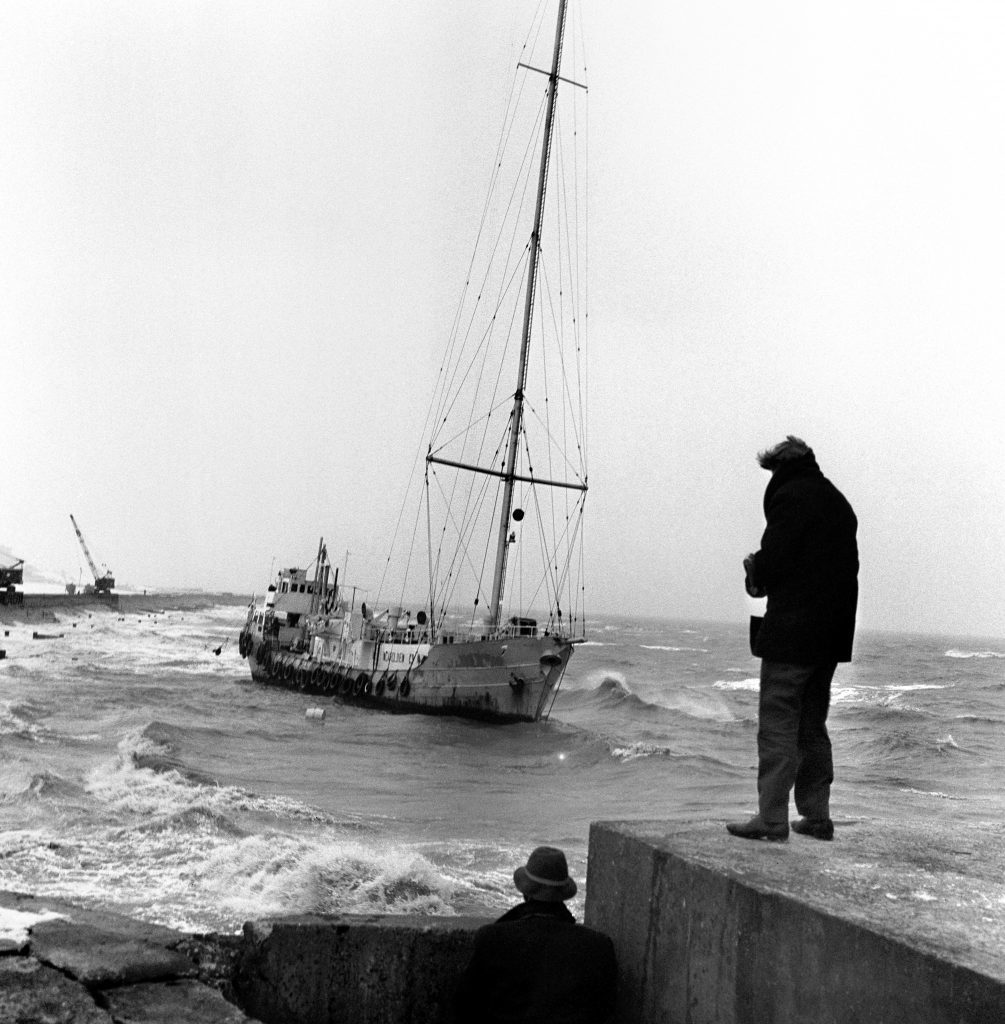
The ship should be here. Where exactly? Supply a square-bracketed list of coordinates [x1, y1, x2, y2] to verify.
[239, 0, 589, 723]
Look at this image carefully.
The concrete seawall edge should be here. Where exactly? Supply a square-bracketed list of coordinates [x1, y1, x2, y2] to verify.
[3, 818, 1003, 1022]
[585, 818, 1005, 1024]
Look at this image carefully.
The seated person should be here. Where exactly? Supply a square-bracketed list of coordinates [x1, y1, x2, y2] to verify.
[455, 846, 617, 1023]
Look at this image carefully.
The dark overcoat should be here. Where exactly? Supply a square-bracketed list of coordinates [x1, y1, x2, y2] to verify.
[750, 454, 859, 664]
[454, 900, 617, 1024]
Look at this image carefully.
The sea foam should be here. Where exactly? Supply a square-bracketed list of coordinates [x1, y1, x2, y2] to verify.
[712, 678, 759, 692]
[200, 834, 457, 920]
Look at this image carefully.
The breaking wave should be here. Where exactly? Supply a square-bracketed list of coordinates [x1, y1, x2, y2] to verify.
[200, 834, 457, 920]
[84, 723, 353, 829]
[0, 768, 83, 804]
[0, 700, 50, 742]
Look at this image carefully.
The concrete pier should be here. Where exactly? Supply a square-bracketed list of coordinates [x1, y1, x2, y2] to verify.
[585, 819, 1005, 1024]
[3, 819, 1003, 1022]
[232, 914, 488, 1024]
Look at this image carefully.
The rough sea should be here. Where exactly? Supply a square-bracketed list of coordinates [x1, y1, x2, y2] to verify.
[1, 598, 1002, 934]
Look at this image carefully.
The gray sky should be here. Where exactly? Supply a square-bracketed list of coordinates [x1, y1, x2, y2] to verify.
[3, 1, 1003, 638]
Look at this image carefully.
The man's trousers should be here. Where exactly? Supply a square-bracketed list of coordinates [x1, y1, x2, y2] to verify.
[757, 660, 837, 825]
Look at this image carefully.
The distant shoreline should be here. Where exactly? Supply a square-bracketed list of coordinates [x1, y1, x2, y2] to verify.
[0, 591, 250, 623]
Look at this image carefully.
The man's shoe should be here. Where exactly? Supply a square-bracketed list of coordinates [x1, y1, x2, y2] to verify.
[725, 816, 789, 842]
[791, 817, 834, 841]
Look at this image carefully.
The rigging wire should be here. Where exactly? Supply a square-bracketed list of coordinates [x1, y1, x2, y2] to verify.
[378, 2, 588, 636]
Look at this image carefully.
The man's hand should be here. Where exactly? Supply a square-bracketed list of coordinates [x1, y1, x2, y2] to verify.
[743, 554, 765, 598]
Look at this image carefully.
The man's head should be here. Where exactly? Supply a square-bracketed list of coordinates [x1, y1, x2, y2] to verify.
[514, 846, 577, 902]
[756, 435, 813, 472]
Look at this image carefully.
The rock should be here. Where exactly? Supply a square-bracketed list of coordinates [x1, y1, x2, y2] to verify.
[0, 956, 110, 1023]
[0, 892, 259, 1021]
[0, 892, 186, 947]
[0, 893, 198, 988]
[30, 919, 196, 988]
[0, 906, 67, 953]
[101, 978, 253, 1023]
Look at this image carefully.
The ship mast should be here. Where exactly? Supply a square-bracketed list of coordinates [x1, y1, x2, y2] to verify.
[487, 0, 569, 632]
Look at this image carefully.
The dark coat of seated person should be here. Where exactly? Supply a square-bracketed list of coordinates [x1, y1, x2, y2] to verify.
[454, 846, 617, 1024]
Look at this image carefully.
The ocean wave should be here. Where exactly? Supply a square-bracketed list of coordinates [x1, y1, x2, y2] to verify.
[84, 724, 355, 830]
[609, 740, 673, 762]
[848, 729, 945, 766]
[832, 687, 930, 714]
[945, 649, 1004, 659]
[886, 684, 946, 691]
[615, 676, 739, 723]
[712, 678, 759, 692]
[0, 823, 242, 934]
[897, 787, 966, 801]
[557, 675, 738, 726]
[559, 668, 630, 694]
[130, 804, 248, 838]
[200, 834, 456, 919]
[606, 743, 737, 772]
[1, 769, 83, 804]
[127, 722, 219, 786]
[597, 675, 632, 697]
[640, 645, 709, 654]
[559, 673, 633, 700]
[76, 729, 292, 823]
[0, 701, 43, 741]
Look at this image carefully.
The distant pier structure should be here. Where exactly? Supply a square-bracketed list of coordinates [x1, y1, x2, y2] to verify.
[0, 590, 120, 611]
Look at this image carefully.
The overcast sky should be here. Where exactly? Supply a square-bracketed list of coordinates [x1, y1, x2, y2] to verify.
[3, 0, 1003, 639]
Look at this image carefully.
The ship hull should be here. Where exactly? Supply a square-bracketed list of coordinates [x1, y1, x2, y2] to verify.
[244, 633, 573, 724]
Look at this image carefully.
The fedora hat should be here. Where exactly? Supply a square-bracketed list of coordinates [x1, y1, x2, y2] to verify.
[513, 846, 577, 902]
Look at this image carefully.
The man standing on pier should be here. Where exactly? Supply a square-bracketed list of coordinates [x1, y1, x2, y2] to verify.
[728, 436, 859, 842]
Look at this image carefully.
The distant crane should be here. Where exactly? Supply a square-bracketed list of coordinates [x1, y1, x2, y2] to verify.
[0, 556, 24, 605]
[0, 557, 24, 589]
[69, 514, 115, 593]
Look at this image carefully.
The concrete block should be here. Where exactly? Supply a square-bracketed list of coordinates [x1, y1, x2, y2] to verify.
[232, 913, 491, 1024]
[586, 820, 1005, 1024]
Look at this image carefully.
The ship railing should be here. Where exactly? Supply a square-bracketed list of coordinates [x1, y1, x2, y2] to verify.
[431, 618, 580, 644]
[362, 623, 431, 645]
